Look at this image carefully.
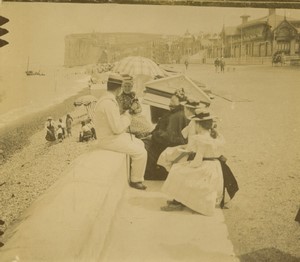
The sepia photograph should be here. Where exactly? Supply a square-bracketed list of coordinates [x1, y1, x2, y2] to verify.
[0, 1, 300, 261]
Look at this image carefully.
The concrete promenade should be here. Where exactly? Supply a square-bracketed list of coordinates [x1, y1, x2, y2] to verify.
[0, 147, 237, 262]
[0, 150, 128, 262]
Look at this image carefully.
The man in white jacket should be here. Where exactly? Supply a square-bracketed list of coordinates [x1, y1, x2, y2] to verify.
[93, 73, 147, 190]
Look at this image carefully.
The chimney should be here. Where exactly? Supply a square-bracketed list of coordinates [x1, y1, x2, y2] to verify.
[269, 9, 276, 16]
[240, 15, 250, 24]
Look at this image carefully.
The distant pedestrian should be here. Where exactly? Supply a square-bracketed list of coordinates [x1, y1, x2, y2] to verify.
[184, 60, 189, 70]
[214, 57, 220, 73]
[45, 116, 56, 142]
[220, 57, 225, 73]
[66, 114, 73, 137]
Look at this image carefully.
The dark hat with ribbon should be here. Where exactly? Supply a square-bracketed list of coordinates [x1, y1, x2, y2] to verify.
[107, 73, 123, 90]
[108, 73, 123, 85]
[190, 110, 215, 121]
[181, 98, 207, 109]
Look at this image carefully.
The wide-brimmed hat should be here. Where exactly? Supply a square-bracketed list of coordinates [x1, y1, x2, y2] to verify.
[189, 110, 216, 121]
[181, 98, 207, 109]
[47, 116, 53, 120]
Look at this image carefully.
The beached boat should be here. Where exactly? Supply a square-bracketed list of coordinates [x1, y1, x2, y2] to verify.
[25, 57, 45, 76]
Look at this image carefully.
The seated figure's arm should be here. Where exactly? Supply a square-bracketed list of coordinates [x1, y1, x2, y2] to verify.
[104, 100, 131, 135]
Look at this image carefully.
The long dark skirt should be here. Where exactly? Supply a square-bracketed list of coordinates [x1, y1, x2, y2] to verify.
[45, 128, 56, 142]
[295, 208, 300, 222]
[143, 138, 168, 181]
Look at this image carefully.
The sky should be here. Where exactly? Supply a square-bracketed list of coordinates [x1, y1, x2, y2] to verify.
[1, 3, 300, 66]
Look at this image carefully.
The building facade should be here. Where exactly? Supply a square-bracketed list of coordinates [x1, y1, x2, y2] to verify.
[219, 9, 300, 59]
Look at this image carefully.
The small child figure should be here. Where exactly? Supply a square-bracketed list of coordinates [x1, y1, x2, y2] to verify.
[57, 124, 64, 142]
[58, 118, 66, 138]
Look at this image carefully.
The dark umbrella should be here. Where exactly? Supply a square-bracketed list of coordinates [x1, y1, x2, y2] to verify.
[74, 95, 98, 117]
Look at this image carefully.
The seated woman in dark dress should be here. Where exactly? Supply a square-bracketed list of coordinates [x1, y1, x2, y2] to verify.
[144, 89, 189, 180]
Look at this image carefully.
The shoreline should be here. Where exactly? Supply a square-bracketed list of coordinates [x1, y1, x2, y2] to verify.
[0, 88, 90, 162]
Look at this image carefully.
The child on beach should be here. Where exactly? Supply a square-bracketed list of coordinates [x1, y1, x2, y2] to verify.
[56, 124, 64, 142]
[58, 118, 66, 138]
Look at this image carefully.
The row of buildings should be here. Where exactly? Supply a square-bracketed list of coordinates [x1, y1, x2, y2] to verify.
[64, 9, 300, 67]
[212, 8, 300, 59]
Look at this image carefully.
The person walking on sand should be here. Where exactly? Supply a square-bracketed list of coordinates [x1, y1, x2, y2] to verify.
[184, 60, 189, 71]
[214, 57, 220, 73]
[92, 73, 147, 190]
[66, 114, 73, 137]
[220, 57, 225, 73]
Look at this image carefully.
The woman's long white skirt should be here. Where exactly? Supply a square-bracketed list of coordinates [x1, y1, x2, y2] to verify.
[161, 160, 224, 216]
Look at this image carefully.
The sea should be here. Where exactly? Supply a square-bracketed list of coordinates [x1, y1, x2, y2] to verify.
[0, 64, 91, 130]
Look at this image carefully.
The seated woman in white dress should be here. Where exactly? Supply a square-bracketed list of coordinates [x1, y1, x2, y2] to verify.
[160, 110, 234, 216]
[157, 100, 209, 172]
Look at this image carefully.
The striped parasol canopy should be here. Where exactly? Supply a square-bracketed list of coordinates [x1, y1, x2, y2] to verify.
[112, 56, 165, 78]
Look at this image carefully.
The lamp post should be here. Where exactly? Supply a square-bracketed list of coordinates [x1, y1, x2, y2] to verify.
[240, 27, 243, 64]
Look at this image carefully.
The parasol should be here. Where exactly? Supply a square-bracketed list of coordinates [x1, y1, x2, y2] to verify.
[73, 95, 98, 117]
[112, 56, 165, 78]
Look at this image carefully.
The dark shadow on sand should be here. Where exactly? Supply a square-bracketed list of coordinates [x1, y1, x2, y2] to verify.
[239, 247, 300, 262]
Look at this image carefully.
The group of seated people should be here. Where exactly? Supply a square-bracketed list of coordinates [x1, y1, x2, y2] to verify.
[79, 118, 97, 142]
[91, 73, 239, 216]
